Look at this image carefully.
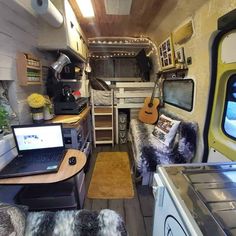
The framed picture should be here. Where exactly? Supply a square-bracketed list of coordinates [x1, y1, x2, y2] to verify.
[175, 47, 185, 63]
[158, 36, 175, 70]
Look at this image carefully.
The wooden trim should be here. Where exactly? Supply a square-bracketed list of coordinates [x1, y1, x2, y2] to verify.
[51, 107, 91, 126]
[116, 103, 144, 108]
[116, 82, 155, 88]
[116, 92, 151, 98]
[98, 77, 142, 82]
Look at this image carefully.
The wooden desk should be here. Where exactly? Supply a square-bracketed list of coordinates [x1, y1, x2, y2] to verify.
[51, 107, 91, 127]
[0, 149, 86, 185]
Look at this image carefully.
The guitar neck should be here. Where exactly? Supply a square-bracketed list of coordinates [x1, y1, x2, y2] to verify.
[150, 82, 157, 103]
[150, 73, 162, 104]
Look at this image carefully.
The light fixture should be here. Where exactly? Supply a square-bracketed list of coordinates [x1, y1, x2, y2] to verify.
[76, 0, 94, 18]
[85, 58, 92, 73]
[104, 0, 132, 15]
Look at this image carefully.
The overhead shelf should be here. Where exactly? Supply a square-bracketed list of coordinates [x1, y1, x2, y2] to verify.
[162, 67, 188, 78]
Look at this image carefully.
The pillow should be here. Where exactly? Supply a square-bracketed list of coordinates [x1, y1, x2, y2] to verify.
[152, 114, 180, 147]
[0, 202, 28, 236]
[89, 77, 111, 91]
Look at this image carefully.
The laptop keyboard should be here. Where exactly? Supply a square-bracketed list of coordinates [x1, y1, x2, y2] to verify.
[22, 150, 65, 163]
[0, 149, 66, 177]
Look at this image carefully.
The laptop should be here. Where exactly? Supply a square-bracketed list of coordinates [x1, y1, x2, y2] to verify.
[0, 123, 67, 178]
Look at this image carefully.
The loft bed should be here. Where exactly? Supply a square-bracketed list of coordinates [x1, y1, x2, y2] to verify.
[114, 82, 159, 143]
[90, 81, 159, 144]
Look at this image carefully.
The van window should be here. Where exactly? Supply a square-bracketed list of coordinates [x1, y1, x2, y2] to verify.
[222, 75, 236, 139]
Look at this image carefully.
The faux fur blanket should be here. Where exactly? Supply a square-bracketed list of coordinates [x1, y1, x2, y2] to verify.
[25, 209, 127, 236]
[130, 117, 198, 175]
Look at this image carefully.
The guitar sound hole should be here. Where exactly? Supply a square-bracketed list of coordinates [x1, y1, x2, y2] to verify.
[145, 111, 153, 115]
[148, 103, 153, 108]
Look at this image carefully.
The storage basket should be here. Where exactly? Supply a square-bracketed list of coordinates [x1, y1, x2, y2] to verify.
[119, 123, 127, 130]
[119, 137, 127, 144]
[119, 113, 127, 123]
[119, 130, 127, 138]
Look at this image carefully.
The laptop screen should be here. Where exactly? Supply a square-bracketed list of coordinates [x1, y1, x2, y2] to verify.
[12, 124, 64, 152]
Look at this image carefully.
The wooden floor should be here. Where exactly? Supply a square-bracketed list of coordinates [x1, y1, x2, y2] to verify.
[83, 143, 154, 236]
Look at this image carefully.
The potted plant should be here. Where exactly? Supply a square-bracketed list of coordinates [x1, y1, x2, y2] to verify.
[0, 105, 9, 138]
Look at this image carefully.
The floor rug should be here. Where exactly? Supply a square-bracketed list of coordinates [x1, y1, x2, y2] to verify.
[87, 152, 134, 199]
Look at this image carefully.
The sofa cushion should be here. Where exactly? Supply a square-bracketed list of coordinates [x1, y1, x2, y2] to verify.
[0, 202, 28, 236]
[129, 111, 198, 175]
[152, 114, 180, 147]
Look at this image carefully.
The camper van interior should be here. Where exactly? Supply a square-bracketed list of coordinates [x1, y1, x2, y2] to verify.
[0, 0, 236, 235]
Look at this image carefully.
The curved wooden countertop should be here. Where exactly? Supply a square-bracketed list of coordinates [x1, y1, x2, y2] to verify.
[0, 149, 86, 184]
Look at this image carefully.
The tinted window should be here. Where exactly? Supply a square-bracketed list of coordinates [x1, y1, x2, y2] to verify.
[163, 79, 194, 111]
[223, 75, 236, 139]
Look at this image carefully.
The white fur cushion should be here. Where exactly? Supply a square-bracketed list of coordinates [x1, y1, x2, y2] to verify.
[0, 203, 28, 236]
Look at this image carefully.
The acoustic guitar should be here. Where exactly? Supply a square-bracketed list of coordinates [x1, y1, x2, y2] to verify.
[138, 73, 162, 124]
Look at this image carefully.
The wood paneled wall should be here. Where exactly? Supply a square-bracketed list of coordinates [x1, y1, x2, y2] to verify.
[90, 58, 139, 78]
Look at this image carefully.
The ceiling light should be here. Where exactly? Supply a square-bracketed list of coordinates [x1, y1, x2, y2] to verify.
[76, 0, 94, 18]
[104, 0, 132, 15]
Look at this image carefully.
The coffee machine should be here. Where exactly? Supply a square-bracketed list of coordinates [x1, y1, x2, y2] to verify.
[53, 84, 87, 115]
[47, 53, 88, 115]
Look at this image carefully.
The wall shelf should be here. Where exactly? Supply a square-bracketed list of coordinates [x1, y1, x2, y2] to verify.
[16, 52, 42, 86]
[162, 67, 188, 78]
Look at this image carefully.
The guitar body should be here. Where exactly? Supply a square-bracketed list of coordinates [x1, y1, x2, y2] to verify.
[139, 97, 160, 124]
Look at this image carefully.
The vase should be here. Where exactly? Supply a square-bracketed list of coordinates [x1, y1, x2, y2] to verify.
[0, 129, 3, 140]
[43, 106, 54, 120]
[31, 107, 44, 123]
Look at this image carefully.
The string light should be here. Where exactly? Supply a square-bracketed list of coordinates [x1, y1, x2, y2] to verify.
[90, 52, 137, 59]
[88, 36, 159, 60]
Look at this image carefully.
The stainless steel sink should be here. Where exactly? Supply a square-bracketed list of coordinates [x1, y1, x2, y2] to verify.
[162, 163, 236, 236]
[182, 164, 236, 235]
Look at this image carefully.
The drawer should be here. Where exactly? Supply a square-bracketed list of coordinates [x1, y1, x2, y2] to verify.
[74, 171, 85, 208]
[79, 173, 85, 208]
[83, 141, 91, 157]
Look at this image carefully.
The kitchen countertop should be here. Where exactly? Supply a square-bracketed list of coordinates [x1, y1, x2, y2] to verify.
[158, 163, 236, 236]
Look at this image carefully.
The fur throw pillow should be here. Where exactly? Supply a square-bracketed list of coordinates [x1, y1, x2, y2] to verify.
[152, 114, 180, 147]
[90, 78, 111, 91]
[0, 202, 28, 236]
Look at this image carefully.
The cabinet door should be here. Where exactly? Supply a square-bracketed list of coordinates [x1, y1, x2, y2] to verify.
[153, 186, 190, 236]
[65, 0, 80, 53]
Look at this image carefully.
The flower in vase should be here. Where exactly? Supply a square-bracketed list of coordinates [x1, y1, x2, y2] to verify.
[27, 93, 45, 108]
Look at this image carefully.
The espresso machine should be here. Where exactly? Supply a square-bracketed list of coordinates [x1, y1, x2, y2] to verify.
[47, 53, 88, 115]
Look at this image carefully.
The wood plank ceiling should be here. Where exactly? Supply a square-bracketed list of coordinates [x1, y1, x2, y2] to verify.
[69, 0, 165, 38]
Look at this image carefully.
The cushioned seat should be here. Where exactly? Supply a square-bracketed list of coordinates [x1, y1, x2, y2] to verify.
[129, 109, 198, 185]
[0, 202, 127, 236]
